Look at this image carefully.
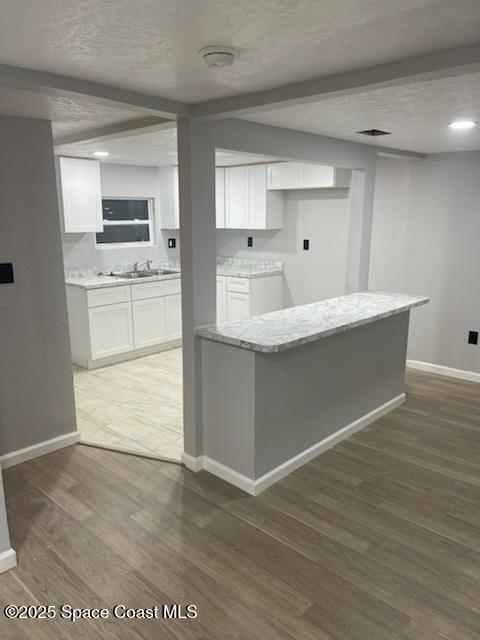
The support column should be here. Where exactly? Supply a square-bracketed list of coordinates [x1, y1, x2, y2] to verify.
[345, 164, 377, 292]
[177, 118, 216, 459]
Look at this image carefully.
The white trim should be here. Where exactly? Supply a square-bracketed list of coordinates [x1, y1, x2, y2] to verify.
[0, 548, 17, 573]
[407, 360, 480, 383]
[181, 452, 204, 472]
[185, 393, 405, 495]
[0, 432, 80, 469]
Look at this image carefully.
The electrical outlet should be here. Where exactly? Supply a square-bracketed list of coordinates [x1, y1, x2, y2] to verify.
[168, 238, 176, 249]
[247, 236, 253, 247]
[468, 330, 478, 345]
[303, 239, 310, 251]
[0, 263, 14, 284]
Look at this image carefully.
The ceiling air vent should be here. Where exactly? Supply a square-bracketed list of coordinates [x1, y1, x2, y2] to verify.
[357, 129, 391, 136]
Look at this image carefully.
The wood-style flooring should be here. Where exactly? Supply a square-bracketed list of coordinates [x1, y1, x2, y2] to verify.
[74, 348, 183, 461]
[2, 369, 480, 639]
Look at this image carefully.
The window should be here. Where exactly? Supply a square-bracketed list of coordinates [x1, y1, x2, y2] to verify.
[95, 199, 154, 248]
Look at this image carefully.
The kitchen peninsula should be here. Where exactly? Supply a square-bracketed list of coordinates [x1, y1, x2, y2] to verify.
[193, 291, 429, 494]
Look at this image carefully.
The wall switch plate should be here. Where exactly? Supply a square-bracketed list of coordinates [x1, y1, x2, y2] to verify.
[0, 263, 14, 284]
[247, 236, 253, 247]
[168, 238, 176, 249]
[468, 330, 478, 345]
[303, 239, 310, 250]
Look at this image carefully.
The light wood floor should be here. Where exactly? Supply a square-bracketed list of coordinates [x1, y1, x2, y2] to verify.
[74, 348, 183, 461]
[3, 369, 480, 639]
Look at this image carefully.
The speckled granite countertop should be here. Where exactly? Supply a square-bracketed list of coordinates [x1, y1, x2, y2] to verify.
[65, 257, 284, 290]
[195, 292, 429, 353]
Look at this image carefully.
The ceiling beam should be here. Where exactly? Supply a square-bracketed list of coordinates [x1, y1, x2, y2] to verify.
[191, 41, 480, 118]
[53, 116, 175, 146]
[0, 63, 188, 118]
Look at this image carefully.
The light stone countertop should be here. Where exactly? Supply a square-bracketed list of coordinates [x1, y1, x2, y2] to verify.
[65, 258, 284, 290]
[195, 291, 429, 353]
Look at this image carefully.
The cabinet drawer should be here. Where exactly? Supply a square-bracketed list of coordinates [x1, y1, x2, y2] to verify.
[227, 277, 250, 294]
[227, 292, 250, 322]
[87, 285, 131, 308]
[164, 277, 181, 295]
[131, 281, 165, 301]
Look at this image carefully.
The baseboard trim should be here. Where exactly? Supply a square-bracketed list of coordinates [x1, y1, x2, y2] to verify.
[0, 432, 81, 469]
[183, 393, 405, 495]
[0, 548, 17, 573]
[407, 360, 480, 383]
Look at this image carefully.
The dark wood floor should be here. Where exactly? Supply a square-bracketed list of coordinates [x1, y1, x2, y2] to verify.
[2, 369, 480, 639]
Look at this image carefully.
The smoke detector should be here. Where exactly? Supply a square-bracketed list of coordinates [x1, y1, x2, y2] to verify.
[199, 46, 239, 68]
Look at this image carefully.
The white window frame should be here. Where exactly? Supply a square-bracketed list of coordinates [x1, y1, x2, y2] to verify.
[95, 197, 155, 250]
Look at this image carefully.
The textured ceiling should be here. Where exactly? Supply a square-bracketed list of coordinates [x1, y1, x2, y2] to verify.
[54, 127, 281, 166]
[0, 86, 141, 137]
[0, 0, 479, 102]
[243, 73, 480, 153]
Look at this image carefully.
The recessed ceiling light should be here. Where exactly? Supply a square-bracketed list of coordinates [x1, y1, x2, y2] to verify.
[93, 151, 109, 157]
[449, 120, 477, 130]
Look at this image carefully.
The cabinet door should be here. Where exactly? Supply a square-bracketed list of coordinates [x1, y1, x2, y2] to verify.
[89, 303, 134, 360]
[225, 166, 248, 228]
[227, 292, 250, 322]
[215, 168, 225, 228]
[267, 162, 303, 190]
[302, 164, 335, 188]
[59, 157, 103, 233]
[132, 297, 166, 348]
[216, 277, 227, 323]
[157, 166, 179, 229]
[246, 165, 267, 228]
[165, 294, 182, 340]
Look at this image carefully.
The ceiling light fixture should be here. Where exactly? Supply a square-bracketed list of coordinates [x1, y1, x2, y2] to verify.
[199, 46, 240, 68]
[449, 120, 477, 130]
[93, 151, 109, 157]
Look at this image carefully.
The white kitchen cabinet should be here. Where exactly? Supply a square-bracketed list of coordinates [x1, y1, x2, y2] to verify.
[88, 302, 134, 360]
[227, 292, 251, 322]
[216, 167, 226, 228]
[58, 157, 103, 233]
[165, 293, 182, 339]
[132, 297, 166, 348]
[157, 166, 179, 229]
[225, 164, 283, 229]
[66, 276, 183, 368]
[216, 276, 227, 323]
[267, 162, 350, 190]
[225, 166, 248, 228]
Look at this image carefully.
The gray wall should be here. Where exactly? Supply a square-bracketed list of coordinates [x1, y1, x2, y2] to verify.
[217, 189, 350, 307]
[61, 162, 180, 269]
[0, 116, 77, 456]
[369, 153, 480, 374]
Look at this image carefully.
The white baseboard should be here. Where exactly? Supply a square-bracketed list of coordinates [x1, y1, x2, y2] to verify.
[0, 432, 80, 470]
[407, 359, 480, 383]
[0, 548, 17, 573]
[183, 393, 405, 496]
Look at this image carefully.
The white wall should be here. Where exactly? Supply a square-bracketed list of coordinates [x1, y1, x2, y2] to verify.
[217, 189, 350, 307]
[0, 116, 77, 456]
[61, 162, 180, 269]
[369, 154, 480, 374]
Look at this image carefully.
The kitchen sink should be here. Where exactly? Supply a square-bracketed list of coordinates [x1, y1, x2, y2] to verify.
[109, 269, 179, 279]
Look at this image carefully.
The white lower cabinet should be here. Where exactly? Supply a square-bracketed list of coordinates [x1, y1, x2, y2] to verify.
[165, 293, 182, 339]
[88, 302, 134, 360]
[132, 297, 166, 348]
[227, 292, 250, 321]
[216, 276, 227, 323]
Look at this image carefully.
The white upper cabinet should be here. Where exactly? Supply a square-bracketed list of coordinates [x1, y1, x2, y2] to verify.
[58, 157, 103, 233]
[157, 166, 179, 229]
[215, 167, 226, 229]
[267, 162, 350, 190]
[225, 164, 283, 230]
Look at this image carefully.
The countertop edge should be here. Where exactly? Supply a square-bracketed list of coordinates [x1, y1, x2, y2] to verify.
[195, 296, 430, 353]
